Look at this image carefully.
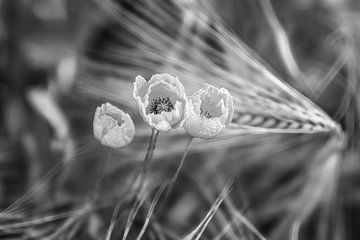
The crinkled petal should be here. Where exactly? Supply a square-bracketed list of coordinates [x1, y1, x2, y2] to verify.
[133, 73, 189, 131]
[184, 110, 225, 139]
[93, 103, 135, 148]
[133, 75, 149, 101]
[149, 73, 186, 96]
[184, 84, 234, 138]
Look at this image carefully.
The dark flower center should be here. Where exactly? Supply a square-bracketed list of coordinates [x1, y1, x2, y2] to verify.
[200, 108, 213, 118]
[149, 97, 175, 114]
[103, 113, 124, 127]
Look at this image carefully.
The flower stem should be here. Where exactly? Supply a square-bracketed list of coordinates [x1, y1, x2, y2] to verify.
[156, 136, 194, 213]
[139, 128, 160, 191]
[172, 136, 193, 183]
[92, 149, 112, 200]
[118, 129, 160, 240]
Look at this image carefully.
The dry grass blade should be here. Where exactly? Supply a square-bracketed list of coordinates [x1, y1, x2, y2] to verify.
[1, 161, 66, 216]
[183, 181, 232, 240]
[120, 189, 147, 240]
[136, 182, 170, 240]
[0, 203, 94, 231]
[259, 0, 303, 84]
[223, 194, 268, 240]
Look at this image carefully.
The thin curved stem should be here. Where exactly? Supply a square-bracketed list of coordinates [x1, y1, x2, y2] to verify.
[139, 128, 160, 191]
[118, 128, 160, 240]
[172, 136, 193, 184]
[157, 136, 194, 214]
[93, 149, 112, 198]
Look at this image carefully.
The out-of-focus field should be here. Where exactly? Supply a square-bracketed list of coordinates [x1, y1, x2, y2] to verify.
[0, 0, 359, 239]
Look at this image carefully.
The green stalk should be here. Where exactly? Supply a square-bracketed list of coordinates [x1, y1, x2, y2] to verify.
[92, 149, 112, 198]
[139, 128, 160, 190]
[172, 136, 193, 183]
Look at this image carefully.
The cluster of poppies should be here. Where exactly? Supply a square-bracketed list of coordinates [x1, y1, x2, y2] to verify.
[93, 73, 234, 148]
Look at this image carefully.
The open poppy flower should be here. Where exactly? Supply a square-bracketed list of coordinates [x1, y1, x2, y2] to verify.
[133, 73, 189, 131]
[184, 84, 234, 138]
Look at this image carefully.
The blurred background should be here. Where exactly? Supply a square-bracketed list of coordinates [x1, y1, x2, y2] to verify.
[0, 0, 359, 239]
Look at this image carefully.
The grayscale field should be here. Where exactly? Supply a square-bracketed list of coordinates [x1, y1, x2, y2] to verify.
[0, 1, 357, 239]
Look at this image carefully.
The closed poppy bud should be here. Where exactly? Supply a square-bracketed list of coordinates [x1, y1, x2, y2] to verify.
[133, 73, 189, 131]
[93, 103, 135, 148]
[184, 84, 234, 138]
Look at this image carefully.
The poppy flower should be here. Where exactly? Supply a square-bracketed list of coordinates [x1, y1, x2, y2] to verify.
[184, 84, 234, 138]
[93, 103, 135, 148]
[133, 73, 189, 131]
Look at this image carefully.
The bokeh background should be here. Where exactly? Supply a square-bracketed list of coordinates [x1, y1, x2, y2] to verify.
[0, 0, 359, 239]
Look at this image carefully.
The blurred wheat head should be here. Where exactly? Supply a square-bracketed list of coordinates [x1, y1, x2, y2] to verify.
[2, 0, 360, 239]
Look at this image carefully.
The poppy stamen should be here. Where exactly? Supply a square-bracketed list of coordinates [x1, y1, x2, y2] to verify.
[149, 97, 175, 114]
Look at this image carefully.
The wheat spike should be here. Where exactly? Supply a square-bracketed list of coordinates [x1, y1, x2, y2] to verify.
[80, 0, 341, 136]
